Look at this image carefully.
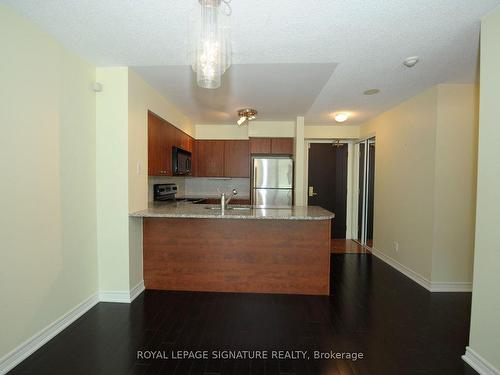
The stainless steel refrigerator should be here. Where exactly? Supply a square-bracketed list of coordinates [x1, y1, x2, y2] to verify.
[251, 156, 294, 207]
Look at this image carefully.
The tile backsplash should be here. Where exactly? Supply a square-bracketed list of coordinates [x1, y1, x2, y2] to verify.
[148, 176, 250, 201]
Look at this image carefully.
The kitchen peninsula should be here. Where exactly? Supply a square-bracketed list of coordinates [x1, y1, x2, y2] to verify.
[130, 203, 334, 295]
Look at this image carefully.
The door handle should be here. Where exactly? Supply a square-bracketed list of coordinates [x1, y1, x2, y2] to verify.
[308, 186, 317, 197]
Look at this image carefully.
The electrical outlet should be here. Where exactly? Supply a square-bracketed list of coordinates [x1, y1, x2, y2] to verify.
[393, 241, 399, 252]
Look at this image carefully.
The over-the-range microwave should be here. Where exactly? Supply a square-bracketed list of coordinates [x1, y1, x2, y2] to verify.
[172, 146, 192, 176]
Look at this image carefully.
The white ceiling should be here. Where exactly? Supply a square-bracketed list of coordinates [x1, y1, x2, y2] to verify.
[3, 0, 500, 125]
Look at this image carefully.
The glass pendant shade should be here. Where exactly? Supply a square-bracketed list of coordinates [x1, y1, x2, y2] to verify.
[191, 0, 231, 89]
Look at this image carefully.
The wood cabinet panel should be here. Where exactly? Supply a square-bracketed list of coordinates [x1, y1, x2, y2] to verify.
[143, 218, 331, 295]
[250, 137, 294, 155]
[148, 111, 195, 176]
[148, 112, 171, 176]
[196, 140, 225, 177]
[271, 138, 294, 155]
[224, 140, 250, 177]
[249, 138, 271, 154]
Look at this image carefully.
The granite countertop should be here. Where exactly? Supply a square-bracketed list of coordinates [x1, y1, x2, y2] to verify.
[129, 202, 334, 220]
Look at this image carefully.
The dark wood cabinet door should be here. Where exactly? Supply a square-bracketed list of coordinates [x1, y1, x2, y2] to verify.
[249, 138, 271, 154]
[224, 140, 250, 177]
[196, 140, 225, 177]
[186, 136, 194, 153]
[148, 111, 198, 176]
[162, 123, 176, 176]
[271, 138, 294, 155]
[178, 131, 191, 152]
[148, 112, 165, 176]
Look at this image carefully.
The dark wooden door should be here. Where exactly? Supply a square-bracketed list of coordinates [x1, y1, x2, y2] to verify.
[308, 143, 348, 238]
[224, 140, 250, 177]
[196, 140, 225, 177]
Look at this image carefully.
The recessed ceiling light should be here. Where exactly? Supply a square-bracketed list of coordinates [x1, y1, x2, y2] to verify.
[364, 89, 380, 95]
[334, 113, 349, 123]
[403, 56, 419, 68]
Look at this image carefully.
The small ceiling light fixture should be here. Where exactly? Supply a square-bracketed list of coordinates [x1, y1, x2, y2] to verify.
[334, 112, 349, 123]
[237, 108, 258, 126]
[364, 89, 380, 95]
[190, 0, 232, 89]
[403, 56, 420, 68]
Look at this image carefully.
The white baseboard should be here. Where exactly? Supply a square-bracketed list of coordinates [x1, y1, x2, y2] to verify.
[430, 281, 472, 292]
[129, 280, 146, 301]
[371, 248, 472, 292]
[462, 346, 500, 375]
[99, 280, 145, 303]
[371, 248, 432, 290]
[0, 293, 99, 375]
[0, 281, 146, 374]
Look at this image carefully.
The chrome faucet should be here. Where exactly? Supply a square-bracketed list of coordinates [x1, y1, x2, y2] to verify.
[220, 189, 238, 210]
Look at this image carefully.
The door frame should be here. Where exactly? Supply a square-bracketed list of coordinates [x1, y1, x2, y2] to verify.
[304, 139, 356, 239]
[353, 136, 376, 247]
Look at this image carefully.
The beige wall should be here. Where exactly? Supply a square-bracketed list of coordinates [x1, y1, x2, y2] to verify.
[465, 6, 500, 372]
[249, 121, 295, 137]
[96, 67, 130, 292]
[432, 85, 478, 283]
[305, 125, 360, 139]
[359, 84, 478, 286]
[96, 67, 195, 292]
[360, 87, 438, 280]
[195, 124, 248, 139]
[294, 117, 307, 205]
[0, 4, 98, 360]
[195, 120, 296, 139]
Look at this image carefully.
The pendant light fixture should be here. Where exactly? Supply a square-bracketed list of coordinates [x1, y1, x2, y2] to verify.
[190, 0, 232, 89]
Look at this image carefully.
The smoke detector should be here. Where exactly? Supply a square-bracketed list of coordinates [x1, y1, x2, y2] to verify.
[236, 108, 258, 126]
[403, 56, 420, 68]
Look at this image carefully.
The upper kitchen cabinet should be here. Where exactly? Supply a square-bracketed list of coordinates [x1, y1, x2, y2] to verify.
[271, 138, 294, 155]
[195, 140, 225, 177]
[249, 137, 294, 155]
[224, 140, 250, 177]
[249, 138, 271, 154]
[148, 111, 194, 176]
[148, 112, 169, 176]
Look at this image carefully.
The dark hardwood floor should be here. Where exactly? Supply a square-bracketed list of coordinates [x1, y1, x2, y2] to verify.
[8, 254, 477, 375]
[330, 239, 370, 254]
